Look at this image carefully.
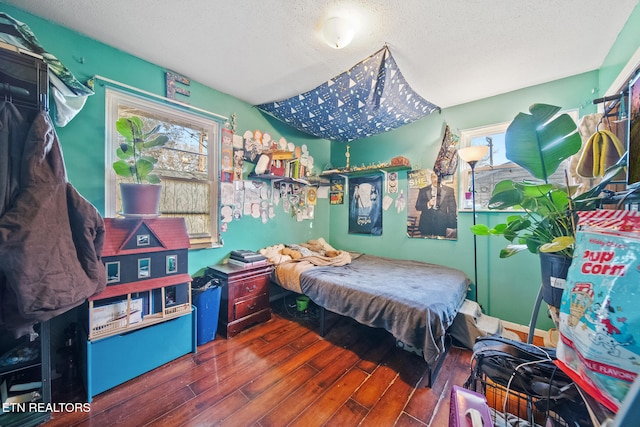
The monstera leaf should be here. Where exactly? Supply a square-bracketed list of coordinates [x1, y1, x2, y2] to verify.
[505, 104, 581, 182]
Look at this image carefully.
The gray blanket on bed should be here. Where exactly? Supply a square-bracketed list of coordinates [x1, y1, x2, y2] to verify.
[299, 253, 469, 366]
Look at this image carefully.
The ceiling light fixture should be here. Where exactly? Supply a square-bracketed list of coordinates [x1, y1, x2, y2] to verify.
[322, 16, 354, 49]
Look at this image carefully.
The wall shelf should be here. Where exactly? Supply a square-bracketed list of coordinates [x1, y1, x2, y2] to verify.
[247, 173, 330, 186]
[320, 165, 411, 178]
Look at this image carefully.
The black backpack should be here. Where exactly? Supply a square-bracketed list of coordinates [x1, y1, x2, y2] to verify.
[466, 335, 572, 398]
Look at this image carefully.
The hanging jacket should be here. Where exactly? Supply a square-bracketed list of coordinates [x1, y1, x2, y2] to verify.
[0, 111, 106, 337]
[0, 100, 27, 216]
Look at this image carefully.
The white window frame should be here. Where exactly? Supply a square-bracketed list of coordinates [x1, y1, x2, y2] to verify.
[458, 109, 579, 211]
[105, 88, 222, 248]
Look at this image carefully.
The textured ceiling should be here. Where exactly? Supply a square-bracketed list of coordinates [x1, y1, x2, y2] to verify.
[4, 0, 639, 108]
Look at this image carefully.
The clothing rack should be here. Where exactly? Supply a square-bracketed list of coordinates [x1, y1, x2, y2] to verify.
[0, 42, 49, 113]
[0, 81, 30, 98]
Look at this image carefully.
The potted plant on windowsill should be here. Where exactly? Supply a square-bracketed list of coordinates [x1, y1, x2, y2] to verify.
[470, 103, 626, 307]
[112, 116, 169, 216]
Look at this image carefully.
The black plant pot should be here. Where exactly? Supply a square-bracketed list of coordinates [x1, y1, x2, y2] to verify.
[539, 252, 572, 308]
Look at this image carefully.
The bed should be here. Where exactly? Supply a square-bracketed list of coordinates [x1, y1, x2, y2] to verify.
[262, 240, 470, 383]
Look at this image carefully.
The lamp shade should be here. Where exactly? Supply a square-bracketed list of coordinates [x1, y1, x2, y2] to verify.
[322, 17, 354, 49]
[458, 145, 489, 163]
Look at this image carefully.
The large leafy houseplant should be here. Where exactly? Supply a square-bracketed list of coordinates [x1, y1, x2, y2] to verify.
[470, 104, 584, 258]
[469, 104, 595, 308]
[472, 166, 624, 258]
[112, 116, 169, 184]
[472, 104, 634, 258]
[112, 116, 169, 215]
[470, 103, 635, 308]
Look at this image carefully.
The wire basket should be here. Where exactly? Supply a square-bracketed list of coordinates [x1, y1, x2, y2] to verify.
[468, 373, 570, 427]
[465, 337, 595, 427]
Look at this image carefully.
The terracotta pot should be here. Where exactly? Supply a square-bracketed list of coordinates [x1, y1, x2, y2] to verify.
[539, 252, 572, 308]
[120, 183, 161, 216]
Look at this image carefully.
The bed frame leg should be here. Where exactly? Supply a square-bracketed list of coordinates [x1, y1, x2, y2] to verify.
[319, 306, 326, 337]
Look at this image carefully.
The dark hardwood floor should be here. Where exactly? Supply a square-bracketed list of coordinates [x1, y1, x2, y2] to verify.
[43, 299, 473, 427]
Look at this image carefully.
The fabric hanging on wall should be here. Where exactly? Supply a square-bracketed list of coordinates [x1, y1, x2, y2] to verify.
[256, 46, 439, 143]
[433, 124, 458, 178]
[348, 175, 382, 236]
[0, 12, 94, 126]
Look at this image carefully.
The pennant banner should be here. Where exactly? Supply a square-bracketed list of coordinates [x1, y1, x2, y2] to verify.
[256, 46, 439, 143]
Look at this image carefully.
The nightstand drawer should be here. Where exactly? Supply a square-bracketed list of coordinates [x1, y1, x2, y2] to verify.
[234, 293, 269, 319]
[235, 276, 269, 300]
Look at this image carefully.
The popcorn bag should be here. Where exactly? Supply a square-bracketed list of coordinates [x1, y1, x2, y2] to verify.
[557, 210, 640, 412]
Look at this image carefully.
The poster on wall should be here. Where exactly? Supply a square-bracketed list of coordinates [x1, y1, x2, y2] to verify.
[330, 177, 345, 205]
[348, 175, 382, 236]
[407, 169, 458, 240]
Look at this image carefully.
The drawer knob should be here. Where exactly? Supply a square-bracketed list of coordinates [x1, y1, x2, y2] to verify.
[245, 284, 257, 293]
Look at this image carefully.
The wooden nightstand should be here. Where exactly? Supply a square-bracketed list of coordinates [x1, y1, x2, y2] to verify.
[205, 263, 273, 337]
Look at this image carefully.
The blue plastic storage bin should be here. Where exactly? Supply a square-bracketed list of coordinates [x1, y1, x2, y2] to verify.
[192, 279, 222, 345]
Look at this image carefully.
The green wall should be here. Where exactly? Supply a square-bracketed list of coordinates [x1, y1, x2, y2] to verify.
[4, 2, 640, 330]
[599, 2, 640, 95]
[1, 4, 332, 276]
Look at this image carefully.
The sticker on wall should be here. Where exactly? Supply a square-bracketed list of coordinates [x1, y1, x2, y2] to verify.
[243, 130, 261, 163]
[233, 207, 242, 220]
[330, 177, 345, 205]
[234, 180, 245, 209]
[262, 132, 272, 150]
[251, 203, 261, 218]
[220, 182, 234, 206]
[232, 133, 244, 149]
[221, 205, 233, 223]
[260, 200, 269, 223]
[272, 182, 281, 206]
[244, 181, 261, 217]
[221, 128, 234, 179]
[395, 190, 406, 213]
[387, 171, 398, 193]
[233, 148, 244, 181]
[382, 195, 393, 211]
[307, 187, 317, 205]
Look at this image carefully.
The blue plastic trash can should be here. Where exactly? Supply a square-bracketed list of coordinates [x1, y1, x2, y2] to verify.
[192, 277, 221, 345]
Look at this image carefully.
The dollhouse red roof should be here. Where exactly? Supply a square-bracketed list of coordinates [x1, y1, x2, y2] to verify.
[102, 217, 191, 257]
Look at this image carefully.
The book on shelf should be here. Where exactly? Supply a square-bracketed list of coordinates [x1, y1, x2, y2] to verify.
[227, 258, 269, 268]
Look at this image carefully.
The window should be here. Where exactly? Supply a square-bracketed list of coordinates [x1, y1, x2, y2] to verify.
[459, 110, 579, 210]
[105, 89, 222, 248]
[166, 255, 178, 274]
[136, 234, 150, 246]
[106, 261, 120, 284]
[138, 258, 151, 279]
